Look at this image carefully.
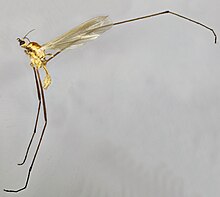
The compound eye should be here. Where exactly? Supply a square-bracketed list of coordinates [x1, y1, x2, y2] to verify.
[17, 38, 25, 46]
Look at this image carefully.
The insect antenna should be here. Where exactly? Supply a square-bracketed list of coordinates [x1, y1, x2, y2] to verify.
[23, 29, 35, 42]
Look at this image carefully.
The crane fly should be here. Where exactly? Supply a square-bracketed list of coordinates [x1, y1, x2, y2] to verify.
[4, 10, 217, 193]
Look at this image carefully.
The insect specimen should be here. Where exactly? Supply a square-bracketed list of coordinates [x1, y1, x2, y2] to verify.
[4, 10, 217, 193]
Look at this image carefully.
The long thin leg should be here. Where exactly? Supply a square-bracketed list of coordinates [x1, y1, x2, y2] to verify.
[46, 50, 62, 62]
[43, 11, 217, 65]
[4, 68, 47, 193]
[112, 10, 217, 43]
[17, 67, 41, 165]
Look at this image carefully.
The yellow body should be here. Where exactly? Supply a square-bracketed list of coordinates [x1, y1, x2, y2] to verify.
[21, 41, 52, 89]
[17, 14, 216, 90]
[17, 16, 114, 89]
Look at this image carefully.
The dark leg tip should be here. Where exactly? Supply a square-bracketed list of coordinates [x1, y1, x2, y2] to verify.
[4, 189, 14, 193]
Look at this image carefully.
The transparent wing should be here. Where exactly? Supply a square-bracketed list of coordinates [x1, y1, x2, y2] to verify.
[41, 16, 113, 51]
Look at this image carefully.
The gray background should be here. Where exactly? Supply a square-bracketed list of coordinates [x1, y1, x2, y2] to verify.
[0, 0, 219, 196]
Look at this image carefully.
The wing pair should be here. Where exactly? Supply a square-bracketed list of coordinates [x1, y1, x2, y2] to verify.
[41, 16, 113, 52]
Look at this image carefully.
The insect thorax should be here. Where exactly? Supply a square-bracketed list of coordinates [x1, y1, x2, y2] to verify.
[24, 42, 52, 89]
[25, 42, 45, 67]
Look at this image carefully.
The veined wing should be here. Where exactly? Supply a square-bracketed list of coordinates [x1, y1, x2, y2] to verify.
[41, 16, 113, 51]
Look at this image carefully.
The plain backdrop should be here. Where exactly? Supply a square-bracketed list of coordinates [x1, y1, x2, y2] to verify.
[0, 0, 219, 197]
